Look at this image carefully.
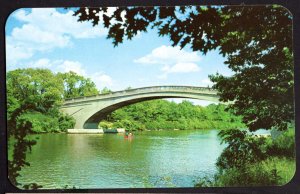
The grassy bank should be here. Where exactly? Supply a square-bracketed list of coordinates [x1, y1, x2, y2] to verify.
[196, 157, 295, 187]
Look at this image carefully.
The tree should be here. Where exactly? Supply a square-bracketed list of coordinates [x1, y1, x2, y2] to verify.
[98, 120, 114, 129]
[7, 68, 64, 133]
[100, 86, 112, 94]
[73, 5, 293, 131]
[57, 71, 99, 98]
[7, 68, 64, 188]
[6, 68, 95, 188]
[216, 129, 267, 170]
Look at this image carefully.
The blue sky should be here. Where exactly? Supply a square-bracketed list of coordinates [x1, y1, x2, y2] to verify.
[5, 8, 233, 106]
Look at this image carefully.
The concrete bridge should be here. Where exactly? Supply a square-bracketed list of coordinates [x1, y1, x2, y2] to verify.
[60, 86, 219, 129]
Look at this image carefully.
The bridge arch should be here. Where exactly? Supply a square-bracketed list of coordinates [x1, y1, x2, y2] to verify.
[60, 86, 220, 129]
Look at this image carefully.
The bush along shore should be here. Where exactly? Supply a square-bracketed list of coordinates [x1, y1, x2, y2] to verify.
[194, 128, 295, 186]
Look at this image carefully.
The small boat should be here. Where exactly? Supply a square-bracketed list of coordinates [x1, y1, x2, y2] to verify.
[124, 132, 133, 139]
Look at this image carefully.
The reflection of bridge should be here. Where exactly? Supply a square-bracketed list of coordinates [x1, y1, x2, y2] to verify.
[60, 86, 219, 129]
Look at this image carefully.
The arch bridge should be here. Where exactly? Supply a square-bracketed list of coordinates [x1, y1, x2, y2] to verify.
[60, 86, 219, 129]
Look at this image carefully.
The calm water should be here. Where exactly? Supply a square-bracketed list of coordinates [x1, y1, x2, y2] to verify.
[17, 129, 225, 189]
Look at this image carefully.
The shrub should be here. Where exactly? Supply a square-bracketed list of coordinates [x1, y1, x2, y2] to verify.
[216, 129, 267, 170]
[99, 121, 114, 129]
[58, 113, 75, 132]
[267, 129, 295, 158]
[195, 157, 295, 187]
[195, 128, 296, 187]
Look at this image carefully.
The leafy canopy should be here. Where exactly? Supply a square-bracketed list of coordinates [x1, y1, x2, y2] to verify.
[57, 71, 99, 98]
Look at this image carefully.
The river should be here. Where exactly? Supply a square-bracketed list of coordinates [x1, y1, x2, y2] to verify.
[17, 129, 225, 189]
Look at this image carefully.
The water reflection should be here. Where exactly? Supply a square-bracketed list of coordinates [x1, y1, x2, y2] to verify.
[18, 129, 224, 189]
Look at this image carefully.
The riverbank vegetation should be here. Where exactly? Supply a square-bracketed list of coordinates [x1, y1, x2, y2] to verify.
[100, 100, 245, 131]
[195, 128, 295, 186]
[7, 68, 99, 188]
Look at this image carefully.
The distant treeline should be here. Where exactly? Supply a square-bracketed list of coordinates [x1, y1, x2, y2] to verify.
[99, 100, 245, 131]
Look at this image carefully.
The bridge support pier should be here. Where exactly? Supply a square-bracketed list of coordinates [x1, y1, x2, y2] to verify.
[67, 129, 104, 133]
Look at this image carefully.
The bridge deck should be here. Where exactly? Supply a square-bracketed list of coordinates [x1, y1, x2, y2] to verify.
[63, 85, 217, 104]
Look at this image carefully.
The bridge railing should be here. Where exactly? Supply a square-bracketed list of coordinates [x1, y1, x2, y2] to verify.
[64, 85, 217, 103]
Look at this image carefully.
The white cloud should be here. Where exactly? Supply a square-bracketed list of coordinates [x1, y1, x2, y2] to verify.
[6, 8, 107, 66]
[13, 8, 106, 39]
[6, 43, 34, 66]
[56, 60, 87, 76]
[162, 62, 200, 74]
[28, 58, 52, 68]
[90, 72, 113, 89]
[135, 45, 201, 78]
[11, 24, 70, 48]
[134, 45, 201, 65]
